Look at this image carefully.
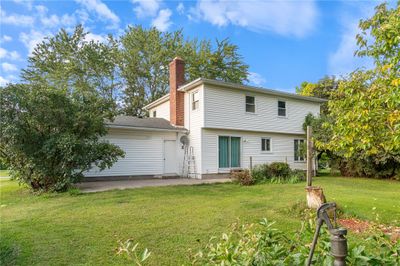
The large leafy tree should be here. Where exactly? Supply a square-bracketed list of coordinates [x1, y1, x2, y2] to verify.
[119, 26, 249, 116]
[0, 84, 124, 191]
[296, 76, 338, 115]
[300, 3, 400, 178]
[298, 77, 339, 168]
[323, 3, 399, 178]
[22, 25, 121, 115]
[0, 26, 124, 191]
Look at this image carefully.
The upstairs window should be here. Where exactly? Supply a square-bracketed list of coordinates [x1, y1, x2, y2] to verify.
[278, 100, 286, 117]
[261, 138, 271, 152]
[192, 91, 199, 110]
[294, 139, 305, 161]
[152, 110, 157, 117]
[245, 96, 255, 113]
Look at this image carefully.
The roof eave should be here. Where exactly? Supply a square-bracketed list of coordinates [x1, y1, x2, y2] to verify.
[143, 94, 170, 110]
[179, 78, 327, 103]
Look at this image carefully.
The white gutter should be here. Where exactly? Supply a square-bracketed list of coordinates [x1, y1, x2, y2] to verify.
[203, 126, 306, 136]
[107, 124, 187, 132]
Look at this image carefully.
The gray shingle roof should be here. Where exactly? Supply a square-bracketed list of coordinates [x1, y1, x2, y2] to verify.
[106, 116, 186, 131]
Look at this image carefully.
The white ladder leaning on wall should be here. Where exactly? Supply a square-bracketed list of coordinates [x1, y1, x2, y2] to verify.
[182, 146, 197, 178]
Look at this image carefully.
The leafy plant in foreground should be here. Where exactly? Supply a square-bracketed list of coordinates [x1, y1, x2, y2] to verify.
[191, 215, 400, 265]
[116, 240, 151, 266]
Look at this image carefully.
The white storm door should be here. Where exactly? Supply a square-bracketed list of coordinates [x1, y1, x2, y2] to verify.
[163, 140, 176, 174]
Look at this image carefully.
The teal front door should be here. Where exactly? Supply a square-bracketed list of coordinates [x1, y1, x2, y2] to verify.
[219, 136, 241, 168]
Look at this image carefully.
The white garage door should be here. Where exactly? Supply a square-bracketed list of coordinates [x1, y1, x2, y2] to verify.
[85, 129, 176, 177]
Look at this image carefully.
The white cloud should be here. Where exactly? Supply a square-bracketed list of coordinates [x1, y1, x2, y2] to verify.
[35, 5, 77, 28]
[13, 0, 34, 10]
[85, 32, 106, 43]
[1, 62, 18, 72]
[151, 9, 172, 31]
[0, 8, 35, 26]
[190, 0, 318, 37]
[0, 47, 21, 60]
[1, 35, 12, 43]
[0, 48, 6, 59]
[9, 51, 20, 60]
[177, 3, 184, 15]
[328, 3, 375, 75]
[61, 13, 78, 26]
[19, 30, 47, 55]
[41, 14, 61, 27]
[248, 72, 266, 86]
[75, 0, 120, 27]
[132, 0, 161, 18]
[0, 76, 9, 86]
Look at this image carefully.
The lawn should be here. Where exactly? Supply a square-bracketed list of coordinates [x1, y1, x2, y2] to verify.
[1, 176, 399, 265]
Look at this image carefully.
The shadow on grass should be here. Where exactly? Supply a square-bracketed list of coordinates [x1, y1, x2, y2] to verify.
[0, 241, 20, 266]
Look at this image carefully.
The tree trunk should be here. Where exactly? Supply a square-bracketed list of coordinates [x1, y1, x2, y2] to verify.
[305, 126, 325, 208]
[306, 186, 326, 209]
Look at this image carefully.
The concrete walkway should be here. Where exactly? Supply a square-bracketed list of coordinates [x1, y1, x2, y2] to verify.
[76, 178, 232, 193]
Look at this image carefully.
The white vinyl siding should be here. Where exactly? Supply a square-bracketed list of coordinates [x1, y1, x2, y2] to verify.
[85, 128, 180, 177]
[203, 84, 320, 134]
[184, 85, 204, 178]
[149, 100, 170, 120]
[202, 128, 307, 174]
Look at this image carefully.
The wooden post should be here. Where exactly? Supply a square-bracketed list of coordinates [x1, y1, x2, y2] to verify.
[307, 126, 313, 186]
[249, 156, 253, 173]
[306, 126, 326, 209]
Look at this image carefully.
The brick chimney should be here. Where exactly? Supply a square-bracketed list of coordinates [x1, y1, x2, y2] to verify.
[169, 57, 185, 126]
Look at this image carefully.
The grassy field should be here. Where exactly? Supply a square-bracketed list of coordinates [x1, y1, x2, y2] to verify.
[1, 176, 399, 265]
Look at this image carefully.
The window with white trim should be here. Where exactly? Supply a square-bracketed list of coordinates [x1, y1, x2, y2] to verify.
[294, 139, 305, 161]
[278, 100, 286, 117]
[261, 138, 271, 152]
[245, 96, 255, 113]
[192, 91, 199, 110]
[152, 110, 156, 117]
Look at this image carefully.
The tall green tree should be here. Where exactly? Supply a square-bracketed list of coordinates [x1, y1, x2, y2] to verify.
[119, 26, 249, 116]
[22, 25, 121, 116]
[323, 2, 400, 178]
[0, 26, 124, 191]
[296, 76, 338, 115]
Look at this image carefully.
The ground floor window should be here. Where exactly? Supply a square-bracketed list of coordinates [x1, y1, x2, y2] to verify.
[294, 139, 305, 161]
[219, 136, 241, 168]
[261, 138, 271, 152]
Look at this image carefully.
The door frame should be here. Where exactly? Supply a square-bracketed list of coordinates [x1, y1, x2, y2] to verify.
[163, 140, 177, 175]
[217, 135, 242, 172]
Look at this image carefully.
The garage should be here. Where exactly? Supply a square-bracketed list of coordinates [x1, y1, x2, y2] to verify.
[84, 116, 186, 178]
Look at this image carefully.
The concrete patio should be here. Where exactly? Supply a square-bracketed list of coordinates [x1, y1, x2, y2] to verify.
[76, 177, 232, 193]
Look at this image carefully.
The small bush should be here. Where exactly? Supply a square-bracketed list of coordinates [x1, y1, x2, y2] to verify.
[269, 162, 291, 178]
[251, 164, 271, 182]
[231, 170, 254, 186]
[249, 162, 305, 185]
[291, 169, 306, 181]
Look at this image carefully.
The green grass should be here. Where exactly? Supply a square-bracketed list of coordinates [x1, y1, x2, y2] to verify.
[0, 170, 9, 178]
[1, 176, 399, 265]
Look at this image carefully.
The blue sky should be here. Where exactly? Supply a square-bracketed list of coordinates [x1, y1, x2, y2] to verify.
[0, 0, 385, 92]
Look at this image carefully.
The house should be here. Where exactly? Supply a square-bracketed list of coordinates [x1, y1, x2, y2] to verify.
[85, 57, 325, 179]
